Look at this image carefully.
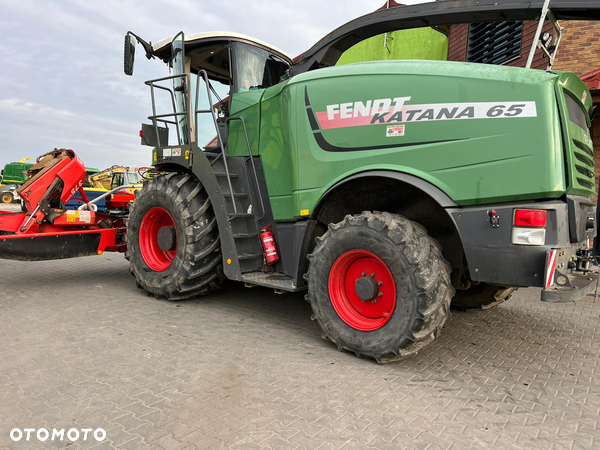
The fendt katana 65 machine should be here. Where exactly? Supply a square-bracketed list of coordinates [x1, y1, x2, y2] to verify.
[119, 0, 600, 362]
[1, 0, 599, 362]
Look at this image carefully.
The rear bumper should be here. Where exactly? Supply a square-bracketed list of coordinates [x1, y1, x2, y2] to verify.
[542, 266, 598, 302]
[541, 246, 598, 302]
[448, 198, 596, 293]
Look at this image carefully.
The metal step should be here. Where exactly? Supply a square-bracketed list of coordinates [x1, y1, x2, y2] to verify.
[229, 213, 254, 219]
[238, 252, 263, 260]
[242, 272, 306, 293]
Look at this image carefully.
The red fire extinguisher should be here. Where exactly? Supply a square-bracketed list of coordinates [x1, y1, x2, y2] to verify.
[260, 225, 279, 265]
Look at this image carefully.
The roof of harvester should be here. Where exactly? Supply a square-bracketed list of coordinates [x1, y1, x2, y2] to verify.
[152, 32, 293, 65]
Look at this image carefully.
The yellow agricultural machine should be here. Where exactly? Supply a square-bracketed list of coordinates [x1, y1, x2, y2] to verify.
[88, 165, 144, 195]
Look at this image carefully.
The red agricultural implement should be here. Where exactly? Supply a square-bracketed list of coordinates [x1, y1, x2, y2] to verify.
[0, 149, 133, 261]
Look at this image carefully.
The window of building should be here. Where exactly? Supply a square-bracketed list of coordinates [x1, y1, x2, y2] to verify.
[467, 21, 523, 65]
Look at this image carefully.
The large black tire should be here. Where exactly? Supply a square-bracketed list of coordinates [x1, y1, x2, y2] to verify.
[451, 284, 516, 311]
[126, 173, 225, 300]
[306, 212, 454, 363]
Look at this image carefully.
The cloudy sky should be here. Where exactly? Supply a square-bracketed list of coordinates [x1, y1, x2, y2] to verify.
[0, 0, 430, 170]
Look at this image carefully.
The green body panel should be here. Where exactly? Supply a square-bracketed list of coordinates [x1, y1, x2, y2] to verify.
[337, 28, 448, 66]
[225, 60, 593, 222]
[256, 82, 298, 220]
[229, 90, 263, 156]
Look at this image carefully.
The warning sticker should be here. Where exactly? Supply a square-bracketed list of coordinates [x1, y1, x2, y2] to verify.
[163, 149, 172, 157]
[386, 125, 405, 137]
[79, 211, 92, 224]
[172, 148, 182, 157]
[65, 210, 92, 224]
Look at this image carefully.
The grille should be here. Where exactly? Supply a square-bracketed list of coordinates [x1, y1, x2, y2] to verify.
[576, 178, 594, 190]
[575, 141, 594, 158]
[563, 93, 594, 192]
[467, 21, 523, 65]
[575, 160, 595, 189]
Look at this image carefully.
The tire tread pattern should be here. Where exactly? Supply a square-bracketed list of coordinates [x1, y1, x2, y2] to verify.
[126, 174, 225, 300]
[306, 211, 454, 363]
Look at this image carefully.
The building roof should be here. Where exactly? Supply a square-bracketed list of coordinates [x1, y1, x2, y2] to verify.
[377, 1, 406, 11]
[152, 32, 293, 65]
[581, 69, 600, 90]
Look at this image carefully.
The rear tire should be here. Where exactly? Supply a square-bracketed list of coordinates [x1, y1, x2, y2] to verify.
[1, 192, 13, 204]
[306, 211, 454, 363]
[126, 173, 225, 300]
[451, 284, 516, 310]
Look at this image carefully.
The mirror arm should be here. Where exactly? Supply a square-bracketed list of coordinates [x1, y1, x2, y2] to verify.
[126, 31, 156, 60]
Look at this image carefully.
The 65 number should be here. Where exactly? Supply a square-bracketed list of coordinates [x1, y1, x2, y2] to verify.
[487, 104, 526, 117]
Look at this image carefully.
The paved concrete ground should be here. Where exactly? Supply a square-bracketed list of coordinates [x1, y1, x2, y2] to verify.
[0, 250, 599, 450]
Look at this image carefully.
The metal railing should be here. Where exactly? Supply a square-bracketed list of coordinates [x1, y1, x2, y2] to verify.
[226, 116, 266, 220]
[194, 70, 265, 220]
[145, 73, 191, 147]
[144, 69, 266, 221]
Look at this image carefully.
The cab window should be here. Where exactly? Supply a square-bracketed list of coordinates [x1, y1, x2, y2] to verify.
[111, 173, 125, 190]
[232, 42, 289, 92]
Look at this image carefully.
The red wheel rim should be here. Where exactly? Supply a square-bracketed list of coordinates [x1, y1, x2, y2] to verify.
[139, 207, 177, 271]
[328, 250, 397, 331]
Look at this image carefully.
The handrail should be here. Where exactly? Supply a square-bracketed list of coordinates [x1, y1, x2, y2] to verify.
[145, 69, 266, 221]
[194, 70, 238, 216]
[226, 116, 266, 220]
[145, 73, 191, 147]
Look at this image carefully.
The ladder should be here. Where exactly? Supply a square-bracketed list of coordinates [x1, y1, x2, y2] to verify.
[195, 71, 267, 274]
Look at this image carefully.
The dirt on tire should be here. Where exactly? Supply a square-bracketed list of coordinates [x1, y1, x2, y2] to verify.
[306, 211, 454, 363]
[126, 173, 225, 300]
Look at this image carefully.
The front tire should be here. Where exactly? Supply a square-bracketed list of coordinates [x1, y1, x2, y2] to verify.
[306, 212, 454, 363]
[126, 173, 225, 300]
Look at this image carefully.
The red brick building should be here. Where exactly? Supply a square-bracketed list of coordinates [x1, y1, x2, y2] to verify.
[447, 20, 600, 190]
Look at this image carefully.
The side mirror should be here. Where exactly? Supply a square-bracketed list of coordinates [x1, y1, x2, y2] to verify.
[124, 34, 136, 76]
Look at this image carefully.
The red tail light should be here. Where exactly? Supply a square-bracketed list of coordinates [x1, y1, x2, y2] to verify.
[514, 209, 547, 227]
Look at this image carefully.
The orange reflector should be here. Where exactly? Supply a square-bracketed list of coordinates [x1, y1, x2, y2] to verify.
[514, 209, 547, 227]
